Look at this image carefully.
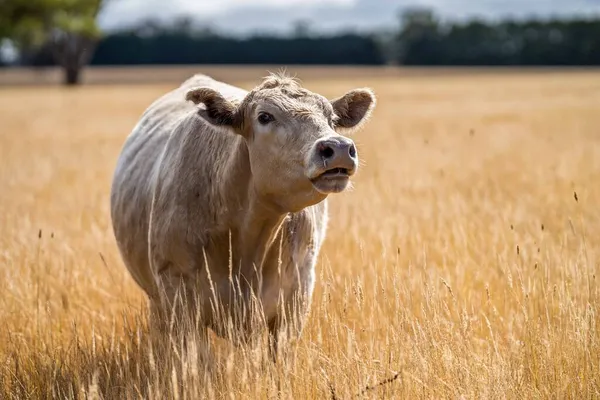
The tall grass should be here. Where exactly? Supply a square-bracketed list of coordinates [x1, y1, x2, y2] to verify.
[1, 69, 599, 399]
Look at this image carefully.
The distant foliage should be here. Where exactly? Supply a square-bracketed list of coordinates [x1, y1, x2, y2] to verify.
[90, 30, 385, 66]
[92, 11, 600, 66]
[5, 7, 600, 69]
[397, 8, 600, 65]
[0, 0, 106, 84]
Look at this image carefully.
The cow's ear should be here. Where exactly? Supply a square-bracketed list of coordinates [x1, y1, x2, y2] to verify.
[330, 88, 376, 132]
[186, 87, 240, 130]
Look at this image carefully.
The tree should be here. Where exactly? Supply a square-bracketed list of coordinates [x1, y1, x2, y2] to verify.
[0, 0, 106, 85]
[291, 19, 313, 38]
[396, 7, 443, 65]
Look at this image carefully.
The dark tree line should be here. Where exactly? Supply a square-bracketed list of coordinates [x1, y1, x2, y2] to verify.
[90, 30, 385, 65]
[397, 8, 600, 65]
[92, 10, 600, 66]
[6, 7, 600, 76]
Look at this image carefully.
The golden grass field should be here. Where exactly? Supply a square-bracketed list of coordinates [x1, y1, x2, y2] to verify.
[1, 67, 599, 399]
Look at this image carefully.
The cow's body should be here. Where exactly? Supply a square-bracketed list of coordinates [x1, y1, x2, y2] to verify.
[110, 72, 375, 350]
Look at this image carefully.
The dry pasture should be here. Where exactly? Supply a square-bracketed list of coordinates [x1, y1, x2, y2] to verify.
[1, 67, 599, 399]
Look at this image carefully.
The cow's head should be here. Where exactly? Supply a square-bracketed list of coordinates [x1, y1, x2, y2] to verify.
[186, 72, 376, 212]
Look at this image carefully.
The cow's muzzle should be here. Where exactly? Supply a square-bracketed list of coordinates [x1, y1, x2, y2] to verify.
[309, 136, 358, 194]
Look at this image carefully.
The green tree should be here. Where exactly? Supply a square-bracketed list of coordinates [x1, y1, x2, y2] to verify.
[0, 0, 106, 85]
[396, 7, 442, 65]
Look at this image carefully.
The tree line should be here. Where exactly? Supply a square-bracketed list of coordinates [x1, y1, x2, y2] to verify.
[396, 8, 600, 66]
[2, 3, 600, 85]
[90, 29, 385, 66]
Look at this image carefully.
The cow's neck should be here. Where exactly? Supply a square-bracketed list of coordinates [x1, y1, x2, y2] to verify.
[239, 193, 286, 279]
[220, 138, 287, 283]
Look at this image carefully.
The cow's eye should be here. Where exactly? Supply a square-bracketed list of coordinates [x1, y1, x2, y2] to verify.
[257, 112, 275, 125]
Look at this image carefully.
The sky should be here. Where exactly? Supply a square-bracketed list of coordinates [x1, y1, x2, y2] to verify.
[98, 0, 600, 35]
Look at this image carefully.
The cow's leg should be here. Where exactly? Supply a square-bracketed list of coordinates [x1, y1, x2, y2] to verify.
[149, 269, 215, 366]
[267, 278, 314, 363]
[262, 221, 318, 363]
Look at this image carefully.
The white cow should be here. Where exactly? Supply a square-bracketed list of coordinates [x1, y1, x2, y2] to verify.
[110, 72, 376, 355]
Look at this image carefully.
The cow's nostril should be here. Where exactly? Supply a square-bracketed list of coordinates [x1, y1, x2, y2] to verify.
[349, 144, 356, 158]
[320, 145, 335, 159]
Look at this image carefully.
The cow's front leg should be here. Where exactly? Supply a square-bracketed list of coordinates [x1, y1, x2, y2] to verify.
[267, 278, 315, 364]
[149, 265, 215, 359]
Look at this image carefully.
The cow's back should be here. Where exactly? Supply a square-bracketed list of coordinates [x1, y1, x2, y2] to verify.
[110, 74, 248, 295]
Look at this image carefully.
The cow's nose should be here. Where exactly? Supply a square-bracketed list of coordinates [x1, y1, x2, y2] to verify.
[317, 138, 357, 160]
[315, 137, 358, 170]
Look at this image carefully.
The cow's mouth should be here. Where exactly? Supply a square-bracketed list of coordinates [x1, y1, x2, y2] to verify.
[310, 167, 351, 194]
[318, 167, 349, 178]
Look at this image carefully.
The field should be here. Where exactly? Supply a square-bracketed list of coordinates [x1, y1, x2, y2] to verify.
[1, 67, 600, 399]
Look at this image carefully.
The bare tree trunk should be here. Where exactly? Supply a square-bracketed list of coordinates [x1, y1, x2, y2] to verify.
[51, 32, 96, 86]
[63, 64, 81, 85]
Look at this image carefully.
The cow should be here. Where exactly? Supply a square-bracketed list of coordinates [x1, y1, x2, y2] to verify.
[109, 72, 376, 358]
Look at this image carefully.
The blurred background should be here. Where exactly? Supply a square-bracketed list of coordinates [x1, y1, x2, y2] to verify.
[2, 2, 600, 398]
[1, 0, 600, 86]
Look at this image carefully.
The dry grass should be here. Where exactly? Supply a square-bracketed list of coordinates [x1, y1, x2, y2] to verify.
[1, 68, 599, 399]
